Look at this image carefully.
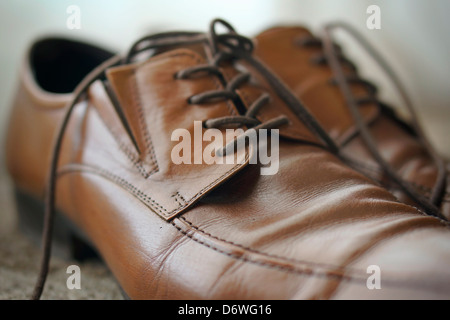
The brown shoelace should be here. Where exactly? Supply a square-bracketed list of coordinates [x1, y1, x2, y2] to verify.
[296, 22, 447, 220]
[31, 19, 340, 299]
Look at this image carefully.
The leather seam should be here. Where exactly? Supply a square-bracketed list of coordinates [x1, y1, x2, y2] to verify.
[170, 218, 449, 293]
[179, 216, 364, 274]
[179, 214, 448, 278]
[131, 70, 160, 177]
[128, 50, 239, 176]
[172, 192, 187, 207]
[169, 220, 364, 284]
[58, 165, 170, 216]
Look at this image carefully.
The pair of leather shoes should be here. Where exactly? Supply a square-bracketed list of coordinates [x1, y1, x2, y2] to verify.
[5, 19, 450, 299]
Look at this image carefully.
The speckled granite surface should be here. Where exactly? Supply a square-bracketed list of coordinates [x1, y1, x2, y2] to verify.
[0, 171, 122, 300]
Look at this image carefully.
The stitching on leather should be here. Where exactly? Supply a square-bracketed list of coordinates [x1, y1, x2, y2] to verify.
[129, 50, 241, 176]
[59, 165, 169, 216]
[172, 192, 187, 207]
[181, 212, 448, 273]
[170, 219, 450, 293]
[92, 106, 157, 179]
[58, 157, 247, 219]
[165, 157, 249, 217]
[56, 164, 379, 280]
[169, 220, 363, 283]
[179, 216, 364, 274]
[175, 215, 450, 293]
[57, 163, 450, 291]
[89, 51, 223, 180]
[131, 70, 159, 176]
[57, 52, 250, 218]
[177, 192, 187, 203]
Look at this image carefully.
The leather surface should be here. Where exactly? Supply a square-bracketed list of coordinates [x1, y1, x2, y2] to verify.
[255, 26, 450, 219]
[5, 37, 450, 299]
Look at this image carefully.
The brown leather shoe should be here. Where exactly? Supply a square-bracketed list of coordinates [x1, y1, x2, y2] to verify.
[254, 23, 450, 221]
[6, 19, 450, 299]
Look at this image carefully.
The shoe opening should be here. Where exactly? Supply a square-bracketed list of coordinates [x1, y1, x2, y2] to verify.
[29, 38, 114, 94]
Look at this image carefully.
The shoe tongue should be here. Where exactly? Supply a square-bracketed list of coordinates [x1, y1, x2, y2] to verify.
[146, 34, 323, 145]
[255, 26, 380, 144]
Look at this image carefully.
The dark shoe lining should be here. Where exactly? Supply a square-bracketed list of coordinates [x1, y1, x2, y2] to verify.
[30, 38, 114, 94]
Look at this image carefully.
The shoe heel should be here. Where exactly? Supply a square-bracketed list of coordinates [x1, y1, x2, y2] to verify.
[14, 187, 99, 261]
